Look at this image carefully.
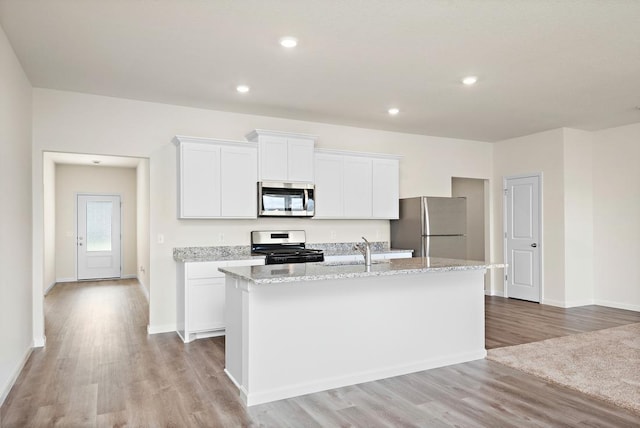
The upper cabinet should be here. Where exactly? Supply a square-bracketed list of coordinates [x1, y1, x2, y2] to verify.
[246, 129, 317, 183]
[174, 136, 258, 219]
[371, 158, 400, 219]
[314, 149, 401, 219]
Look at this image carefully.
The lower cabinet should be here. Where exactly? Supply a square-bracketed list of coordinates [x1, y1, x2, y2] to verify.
[177, 258, 264, 343]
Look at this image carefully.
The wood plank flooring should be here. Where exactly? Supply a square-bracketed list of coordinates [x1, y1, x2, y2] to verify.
[2, 280, 640, 427]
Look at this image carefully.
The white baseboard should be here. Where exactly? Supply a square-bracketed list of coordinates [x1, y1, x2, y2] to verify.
[44, 281, 57, 295]
[594, 299, 640, 313]
[484, 289, 505, 297]
[238, 349, 487, 406]
[33, 335, 46, 348]
[541, 298, 567, 308]
[540, 298, 640, 312]
[121, 274, 138, 279]
[147, 324, 176, 335]
[562, 299, 596, 308]
[55, 277, 76, 284]
[0, 344, 33, 407]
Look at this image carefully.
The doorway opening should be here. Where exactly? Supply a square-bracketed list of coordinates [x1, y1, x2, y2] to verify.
[451, 177, 490, 262]
[452, 177, 490, 289]
[43, 151, 150, 293]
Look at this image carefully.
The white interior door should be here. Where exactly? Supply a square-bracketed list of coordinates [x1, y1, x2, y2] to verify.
[504, 175, 541, 302]
[77, 194, 121, 280]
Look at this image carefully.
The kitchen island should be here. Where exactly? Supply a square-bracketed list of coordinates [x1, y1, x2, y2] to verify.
[219, 257, 496, 406]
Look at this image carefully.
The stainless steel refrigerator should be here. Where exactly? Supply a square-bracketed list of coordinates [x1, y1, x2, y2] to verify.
[390, 197, 467, 259]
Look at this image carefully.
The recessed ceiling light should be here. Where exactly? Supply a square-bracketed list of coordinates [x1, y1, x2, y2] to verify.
[92, 160, 101, 165]
[462, 76, 478, 86]
[388, 108, 400, 116]
[280, 37, 298, 48]
[236, 85, 250, 93]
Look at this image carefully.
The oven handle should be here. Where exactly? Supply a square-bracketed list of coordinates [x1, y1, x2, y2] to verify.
[303, 188, 309, 211]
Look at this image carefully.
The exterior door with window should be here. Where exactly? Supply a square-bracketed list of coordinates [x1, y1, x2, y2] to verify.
[504, 175, 541, 302]
[77, 194, 121, 280]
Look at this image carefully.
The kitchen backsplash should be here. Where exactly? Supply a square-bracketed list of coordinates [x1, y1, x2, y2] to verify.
[173, 245, 253, 261]
[173, 241, 392, 261]
[310, 241, 389, 254]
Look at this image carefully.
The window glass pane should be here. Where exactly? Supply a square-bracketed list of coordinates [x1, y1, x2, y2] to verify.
[86, 201, 112, 252]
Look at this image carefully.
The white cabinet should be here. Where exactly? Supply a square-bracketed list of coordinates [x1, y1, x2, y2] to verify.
[220, 145, 258, 217]
[314, 153, 344, 217]
[314, 149, 401, 219]
[175, 136, 258, 219]
[246, 129, 317, 182]
[180, 142, 221, 217]
[343, 156, 373, 218]
[372, 158, 400, 219]
[177, 258, 264, 343]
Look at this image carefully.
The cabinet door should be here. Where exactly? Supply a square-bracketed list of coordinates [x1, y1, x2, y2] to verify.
[287, 138, 315, 182]
[188, 278, 225, 332]
[343, 156, 372, 218]
[314, 153, 344, 218]
[372, 158, 399, 219]
[180, 143, 221, 218]
[259, 136, 288, 181]
[221, 145, 258, 218]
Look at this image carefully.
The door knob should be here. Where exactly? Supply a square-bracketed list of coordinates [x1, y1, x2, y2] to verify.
[531, 243, 537, 248]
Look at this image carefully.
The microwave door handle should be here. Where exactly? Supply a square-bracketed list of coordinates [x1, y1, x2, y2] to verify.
[303, 189, 309, 211]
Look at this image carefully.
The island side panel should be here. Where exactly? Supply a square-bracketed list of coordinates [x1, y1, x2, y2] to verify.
[224, 275, 245, 391]
[237, 269, 486, 406]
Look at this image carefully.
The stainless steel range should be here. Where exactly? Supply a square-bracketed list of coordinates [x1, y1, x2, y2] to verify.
[251, 230, 324, 265]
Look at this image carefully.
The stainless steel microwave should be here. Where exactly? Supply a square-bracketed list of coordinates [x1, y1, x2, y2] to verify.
[258, 182, 315, 217]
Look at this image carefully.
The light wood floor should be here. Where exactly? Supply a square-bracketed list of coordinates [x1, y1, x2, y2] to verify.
[2, 280, 640, 427]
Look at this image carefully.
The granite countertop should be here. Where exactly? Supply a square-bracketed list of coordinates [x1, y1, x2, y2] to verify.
[219, 257, 504, 285]
[173, 246, 264, 262]
[173, 242, 413, 263]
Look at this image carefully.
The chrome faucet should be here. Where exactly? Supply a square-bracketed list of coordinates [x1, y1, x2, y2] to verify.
[354, 236, 372, 267]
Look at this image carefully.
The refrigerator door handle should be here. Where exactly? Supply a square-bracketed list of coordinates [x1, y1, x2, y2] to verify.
[424, 236, 430, 259]
[422, 197, 430, 236]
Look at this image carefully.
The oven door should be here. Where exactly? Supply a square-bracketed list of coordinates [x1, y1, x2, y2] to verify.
[258, 182, 315, 217]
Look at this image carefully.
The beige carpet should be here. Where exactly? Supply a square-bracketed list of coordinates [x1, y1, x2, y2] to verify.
[487, 323, 640, 414]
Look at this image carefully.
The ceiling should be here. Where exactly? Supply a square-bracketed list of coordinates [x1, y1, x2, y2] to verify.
[2, 0, 640, 142]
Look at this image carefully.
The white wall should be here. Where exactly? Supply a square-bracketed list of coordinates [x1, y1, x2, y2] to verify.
[493, 126, 638, 311]
[136, 159, 150, 297]
[32, 89, 493, 334]
[43, 155, 56, 293]
[54, 164, 137, 281]
[563, 128, 594, 307]
[492, 129, 566, 303]
[592, 123, 640, 311]
[0, 24, 33, 405]
[452, 177, 486, 261]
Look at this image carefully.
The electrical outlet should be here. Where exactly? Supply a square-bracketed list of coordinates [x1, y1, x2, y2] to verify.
[330, 230, 337, 240]
[219, 232, 225, 242]
[157, 234, 164, 244]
